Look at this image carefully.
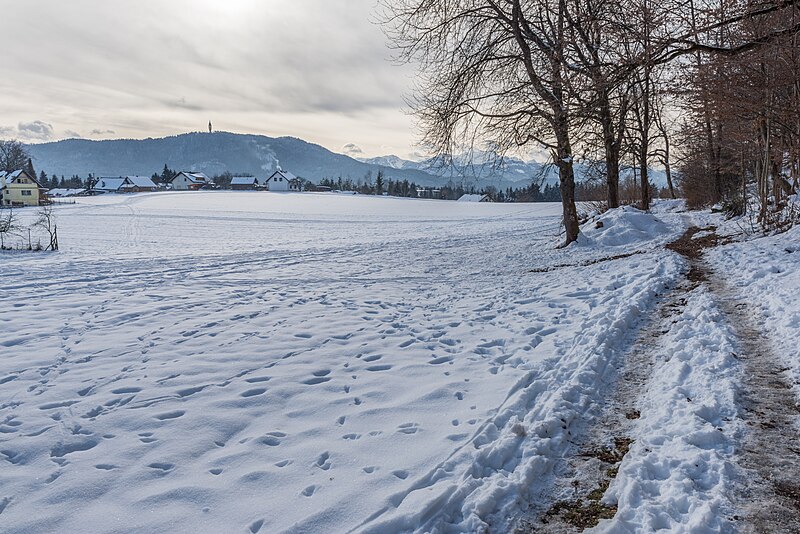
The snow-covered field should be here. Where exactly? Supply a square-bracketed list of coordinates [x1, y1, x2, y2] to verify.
[1, 192, 795, 533]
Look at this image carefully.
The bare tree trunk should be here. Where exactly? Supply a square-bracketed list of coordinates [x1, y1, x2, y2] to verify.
[600, 88, 621, 208]
[663, 134, 675, 199]
[555, 119, 580, 245]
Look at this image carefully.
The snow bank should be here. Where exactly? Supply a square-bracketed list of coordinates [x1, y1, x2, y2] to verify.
[595, 289, 741, 533]
[578, 206, 674, 249]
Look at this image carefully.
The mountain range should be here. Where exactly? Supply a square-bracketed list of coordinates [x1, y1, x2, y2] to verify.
[26, 131, 665, 189]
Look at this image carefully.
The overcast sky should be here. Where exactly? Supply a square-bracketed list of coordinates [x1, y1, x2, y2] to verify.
[0, 0, 421, 159]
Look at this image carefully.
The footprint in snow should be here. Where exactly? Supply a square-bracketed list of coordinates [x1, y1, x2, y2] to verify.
[315, 452, 332, 470]
[95, 464, 117, 471]
[303, 377, 331, 385]
[154, 410, 185, 421]
[148, 462, 174, 472]
[397, 423, 420, 435]
[111, 387, 142, 395]
[240, 388, 267, 398]
[301, 485, 318, 497]
[259, 432, 287, 447]
[249, 519, 265, 533]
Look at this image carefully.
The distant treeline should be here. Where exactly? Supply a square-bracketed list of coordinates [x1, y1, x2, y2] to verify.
[30, 159, 672, 203]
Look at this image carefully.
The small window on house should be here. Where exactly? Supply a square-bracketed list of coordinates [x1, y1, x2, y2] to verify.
[21, 190, 32, 196]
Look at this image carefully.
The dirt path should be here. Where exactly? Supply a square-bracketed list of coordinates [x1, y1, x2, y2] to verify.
[516, 224, 800, 533]
[671, 225, 800, 533]
[514, 252, 701, 532]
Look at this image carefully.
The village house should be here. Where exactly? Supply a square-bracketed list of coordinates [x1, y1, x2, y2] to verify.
[94, 177, 126, 193]
[229, 176, 263, 191]
[93, 176, 158, 194]
[0, 170, 47, 207]
[122, 176, 159, 192]
[265, 170, 302, 192]
[171, 171, 216, 191]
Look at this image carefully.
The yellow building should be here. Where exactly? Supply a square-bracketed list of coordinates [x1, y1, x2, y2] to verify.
[0, 170, 46, 207]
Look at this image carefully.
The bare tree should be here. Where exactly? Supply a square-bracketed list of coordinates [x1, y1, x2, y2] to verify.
[0, 140, 30, 173]
[381, 0, 582, 245]
[0, 205, 18, 249]
[35, 204, 59, 251]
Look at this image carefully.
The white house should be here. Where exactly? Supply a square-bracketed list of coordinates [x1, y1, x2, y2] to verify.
[265, 170, 299, 192]
[171, 172, 215, 191]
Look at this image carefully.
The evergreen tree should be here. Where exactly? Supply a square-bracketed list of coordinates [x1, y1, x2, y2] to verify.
[375, 171, 385, 195]
[24, 158, 36, 179]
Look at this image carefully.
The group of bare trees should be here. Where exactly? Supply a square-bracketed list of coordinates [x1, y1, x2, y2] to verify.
[0, 204, 59, 251]
[381, 0, 800, 244]
[677, 0, 800, 230]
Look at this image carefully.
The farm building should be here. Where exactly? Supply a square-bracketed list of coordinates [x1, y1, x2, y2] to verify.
[93, 176, 158, 193]
[0, 170, 47, 207]
[230, 176, 263, 190]
[122, 176, 159, 192]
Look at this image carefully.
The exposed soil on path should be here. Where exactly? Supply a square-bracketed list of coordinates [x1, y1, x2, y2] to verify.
[516, 223, 800, 532]
[514, 282, 692, 533]
[669, 225, 800, 534]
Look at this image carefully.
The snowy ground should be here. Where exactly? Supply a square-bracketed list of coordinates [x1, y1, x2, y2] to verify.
[0, 192, 797, 533]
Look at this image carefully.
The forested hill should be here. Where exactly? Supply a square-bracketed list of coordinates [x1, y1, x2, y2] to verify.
[25, 132, 448, 185]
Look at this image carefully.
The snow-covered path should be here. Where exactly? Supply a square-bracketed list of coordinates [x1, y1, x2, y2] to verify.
[0, 193, 687, 533]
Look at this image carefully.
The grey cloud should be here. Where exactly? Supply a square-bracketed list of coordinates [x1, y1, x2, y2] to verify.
[342, 143, 364, 157]
[64, 130, 83, 139]
[0, 1, 417, 155]
[90, 129, 116, 136]
[0, 121, 56, 142]
[18, 120, 55, 141]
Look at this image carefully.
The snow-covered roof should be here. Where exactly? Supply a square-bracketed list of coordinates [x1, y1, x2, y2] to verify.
[95, 178, 126, 191]
[457, 194, 488, 202]
[0, 170, 24, 181]
[48, 188, 86, 197]
[124, 176, 157, 188]
[174, 172, 212, 184]
[230, 176, 258, 185]
[269, 170, 297, 182]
